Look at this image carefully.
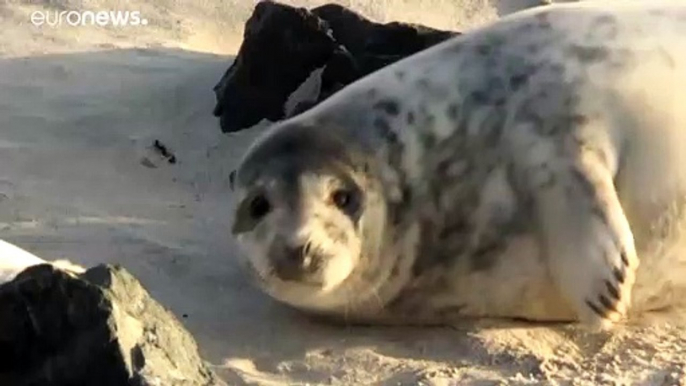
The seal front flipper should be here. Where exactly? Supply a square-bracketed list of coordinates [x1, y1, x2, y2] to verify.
[515, 128, 639, 329]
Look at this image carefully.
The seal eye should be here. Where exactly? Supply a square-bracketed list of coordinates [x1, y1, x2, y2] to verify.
[331, 189, 353, 210]
[249, 195, 271, 220]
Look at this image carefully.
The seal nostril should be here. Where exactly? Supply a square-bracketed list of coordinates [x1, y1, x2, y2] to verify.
[273, 244, 311, 282]
[285, 245, 306, 263]
[303, 241, 312, 256]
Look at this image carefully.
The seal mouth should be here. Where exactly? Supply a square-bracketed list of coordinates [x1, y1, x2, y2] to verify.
[276, 275, 325, 287]
[264, 240, 330, 286]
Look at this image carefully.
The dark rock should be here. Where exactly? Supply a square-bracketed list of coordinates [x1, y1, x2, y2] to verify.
[212, 1, 460, 133]
[0, 264, 222, 386]
[311, 3, 457, 57]
[212, 0, 355, 133]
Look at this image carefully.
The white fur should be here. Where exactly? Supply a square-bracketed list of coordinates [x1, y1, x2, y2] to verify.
[235, 174, 363, 312]
[235, 1, 686, 327]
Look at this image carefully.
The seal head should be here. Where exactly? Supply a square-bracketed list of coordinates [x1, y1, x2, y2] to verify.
[231, 122, 392, 314]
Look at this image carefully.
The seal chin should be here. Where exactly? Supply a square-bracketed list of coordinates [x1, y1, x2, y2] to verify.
[291, 260, 362, 311]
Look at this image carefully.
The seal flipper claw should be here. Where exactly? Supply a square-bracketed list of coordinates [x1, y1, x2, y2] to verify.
[519, 136, 639, 329]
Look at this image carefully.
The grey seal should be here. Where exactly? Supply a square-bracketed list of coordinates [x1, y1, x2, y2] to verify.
[230, 1, 686, 329]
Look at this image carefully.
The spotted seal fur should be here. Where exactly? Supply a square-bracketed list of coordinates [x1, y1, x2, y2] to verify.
[230, 1, 686, 329]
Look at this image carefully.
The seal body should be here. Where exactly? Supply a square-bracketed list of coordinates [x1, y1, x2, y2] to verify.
[231, 1, 686, 329]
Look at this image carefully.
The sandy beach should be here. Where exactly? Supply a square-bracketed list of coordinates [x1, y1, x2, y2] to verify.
[1, 0, 685, 384]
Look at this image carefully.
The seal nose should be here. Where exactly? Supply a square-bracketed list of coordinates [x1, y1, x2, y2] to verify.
[272, 244, 313, 282]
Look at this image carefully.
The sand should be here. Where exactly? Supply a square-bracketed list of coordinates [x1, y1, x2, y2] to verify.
[1, 0, 685, 385]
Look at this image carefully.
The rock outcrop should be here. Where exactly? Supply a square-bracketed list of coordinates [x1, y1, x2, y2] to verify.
[0, 264, 222, 386]
[212, 0, 459, 133]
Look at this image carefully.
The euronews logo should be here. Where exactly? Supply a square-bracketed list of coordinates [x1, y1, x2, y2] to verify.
[30, 10, 149, 27]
